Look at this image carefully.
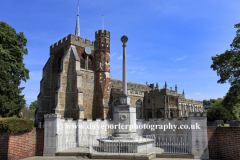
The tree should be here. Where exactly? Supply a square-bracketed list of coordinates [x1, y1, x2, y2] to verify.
[203, 99, 217, 106]
[211, 98, 223, 108]
[222, 91, 240, 115]
[207, 106, 233, 122]
[19, 104, 35, 120]
[232, 103, 240, 120]
[211, 23, 240, 95]
[29, 100, 37, 110]
[0, 22, 29, 117]
[203, 100, 211, 106]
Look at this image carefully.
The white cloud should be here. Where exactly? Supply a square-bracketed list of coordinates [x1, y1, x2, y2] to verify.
[172, 56, 187, 62]
[177, 69, 186, 72]
[118, 56, 123, 59]
[140, 67, 145, 70]
[194, 93, 202, 95]
[130, 70, 136, 73]
[110, 53, 116, 57]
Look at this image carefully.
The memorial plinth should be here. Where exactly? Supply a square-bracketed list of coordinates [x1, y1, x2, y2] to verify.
[112, 104, 137, 139]
[97, 138, 154, 153]
[98, 35, 153, 153]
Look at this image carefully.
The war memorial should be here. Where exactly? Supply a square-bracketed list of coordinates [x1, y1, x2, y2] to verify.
[35, 4, 209, 160]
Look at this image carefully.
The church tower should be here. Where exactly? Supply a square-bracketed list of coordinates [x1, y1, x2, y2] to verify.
[94, 30, 111, 119]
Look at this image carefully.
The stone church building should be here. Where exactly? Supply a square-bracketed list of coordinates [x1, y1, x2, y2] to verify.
[35, 9, 203, 125]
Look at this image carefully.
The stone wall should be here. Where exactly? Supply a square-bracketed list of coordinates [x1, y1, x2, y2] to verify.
[208, 127, 240, 160]
[43, 114, 114, 156]
[36, 56, 53, 124]
[145, 89, 166, 109]
[43, 112, 208, 158]
[81, 70, 95, 118]
[0, 128, 44, 160]
[51, 48, 65, 111]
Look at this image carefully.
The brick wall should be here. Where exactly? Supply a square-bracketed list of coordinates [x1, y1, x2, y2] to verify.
[35, 128, 44, 156]
[0, 128, 44, 160]
[208, 127, 240, 160]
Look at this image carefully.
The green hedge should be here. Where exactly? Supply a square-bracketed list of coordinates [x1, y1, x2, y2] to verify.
[0, 117, 34, 133]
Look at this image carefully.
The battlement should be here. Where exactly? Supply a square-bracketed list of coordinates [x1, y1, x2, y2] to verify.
[50, 34, 95, 55]
[189, 112, 207, 117]
[95, 30, 110, 38]
[44, 114, 110, 121]
[137, 112, 206, 122]
[111, 88, 144, 97]
[110, 78, 150, 91]
[179, 98, 203, 105]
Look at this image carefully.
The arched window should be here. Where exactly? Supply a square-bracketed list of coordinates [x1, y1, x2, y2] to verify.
[80, 55, 85, 69]
[88, 57, 92, 70]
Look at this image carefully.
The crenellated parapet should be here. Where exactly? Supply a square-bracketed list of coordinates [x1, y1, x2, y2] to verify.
[128, 89, 144, 97]
[138, 112, 206, 122]
[50, 34, 94, 55]
[111, 88, 145, 97]
[179, 98, 203, 105]
[43, 113, 110, 121]
[110, 78, 150, 91]
[189, 112, 206, 117]
[95, 30, 110, 38]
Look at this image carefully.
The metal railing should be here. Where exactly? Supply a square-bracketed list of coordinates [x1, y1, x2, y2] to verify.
[155, 134, 191, 154]
[56, 134, 191, 155]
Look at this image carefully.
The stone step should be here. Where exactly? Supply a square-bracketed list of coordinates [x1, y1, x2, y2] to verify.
[156, 154, 194, 159]
[56, 152, 89, 156]
[56, 152, 194, 160]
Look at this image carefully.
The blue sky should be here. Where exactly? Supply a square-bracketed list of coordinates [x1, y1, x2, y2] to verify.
[1, 0, 240, 105]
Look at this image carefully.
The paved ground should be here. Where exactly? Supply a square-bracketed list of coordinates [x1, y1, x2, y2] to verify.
[21, 156, 204, 160]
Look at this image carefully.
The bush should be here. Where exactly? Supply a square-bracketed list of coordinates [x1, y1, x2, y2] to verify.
[0, 117, 34, 133]
[207, 106, 233, 123]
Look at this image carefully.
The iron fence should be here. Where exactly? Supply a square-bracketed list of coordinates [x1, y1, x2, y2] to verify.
[56, 134, 191, 155]
[155, 134, 191, 154]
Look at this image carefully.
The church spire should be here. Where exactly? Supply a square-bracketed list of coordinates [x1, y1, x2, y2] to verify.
[75, 3, 80, 40]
